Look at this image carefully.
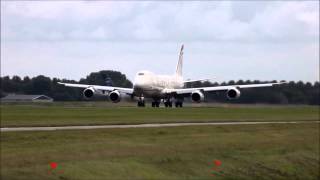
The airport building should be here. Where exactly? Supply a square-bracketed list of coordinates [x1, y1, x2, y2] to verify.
[1, 94, 54, 102]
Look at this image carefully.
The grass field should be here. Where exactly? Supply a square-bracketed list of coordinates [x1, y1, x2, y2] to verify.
[1, 124, 319, 180]
[1, 102, 319, 127]
[1, 102, 319, 179]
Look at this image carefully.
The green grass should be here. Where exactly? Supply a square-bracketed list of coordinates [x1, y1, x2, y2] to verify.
[1, 103, 319, 127]
[1, 124, 319, 180]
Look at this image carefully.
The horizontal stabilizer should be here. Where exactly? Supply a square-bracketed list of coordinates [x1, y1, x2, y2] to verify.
[184, 78, 214, 83]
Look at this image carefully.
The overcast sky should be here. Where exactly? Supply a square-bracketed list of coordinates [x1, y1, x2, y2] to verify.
[1, 1, 319, 82]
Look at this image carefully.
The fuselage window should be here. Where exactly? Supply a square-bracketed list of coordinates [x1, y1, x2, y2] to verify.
[138, 73, 144, 76]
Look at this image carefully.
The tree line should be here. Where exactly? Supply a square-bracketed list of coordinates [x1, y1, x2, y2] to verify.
[0, 70, 319, 105]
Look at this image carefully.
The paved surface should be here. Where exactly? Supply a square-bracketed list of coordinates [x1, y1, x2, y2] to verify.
[1, 121, 319, 132]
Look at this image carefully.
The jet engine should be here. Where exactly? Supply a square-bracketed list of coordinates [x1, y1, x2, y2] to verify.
[191, 90, 204, 103]
[226, 88, 241, 99]
[83, 87, 95, 99]
[109, 90, 121, 103]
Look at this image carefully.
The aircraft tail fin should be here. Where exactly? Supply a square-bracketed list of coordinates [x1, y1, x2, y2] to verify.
[175, 44, 183, 77]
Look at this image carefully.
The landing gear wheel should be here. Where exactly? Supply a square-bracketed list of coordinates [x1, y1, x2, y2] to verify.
[175, 102, 183, 108]
[137, 101, 145, 107]
[164, 100, 172, 108]
[152, 101, 160, 108]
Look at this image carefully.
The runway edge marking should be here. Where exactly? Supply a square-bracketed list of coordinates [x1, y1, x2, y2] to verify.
[1, 121, 319, 132]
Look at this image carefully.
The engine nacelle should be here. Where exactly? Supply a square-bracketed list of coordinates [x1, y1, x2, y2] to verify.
[109, 90, 121, 103]
[191, 90, 204, 103]
[83, 87, 95, 99]
[226, 88, 241, 99]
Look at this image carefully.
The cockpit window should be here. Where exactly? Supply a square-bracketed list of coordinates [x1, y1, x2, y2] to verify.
[138, 73, 144, 76]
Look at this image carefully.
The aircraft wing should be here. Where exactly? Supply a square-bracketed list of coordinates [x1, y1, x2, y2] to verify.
[58, 82, 134, 94]
[163, 82, 286, 94]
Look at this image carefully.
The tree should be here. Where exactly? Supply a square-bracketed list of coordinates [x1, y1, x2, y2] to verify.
[84, 70, 132, 88]
[30, 75, 52, 94]
[0, 72, 319, 104]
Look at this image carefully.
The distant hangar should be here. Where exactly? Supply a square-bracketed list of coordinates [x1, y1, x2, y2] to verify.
[1, 94, 53, 102]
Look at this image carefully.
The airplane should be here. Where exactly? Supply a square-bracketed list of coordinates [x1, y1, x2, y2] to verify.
[58, 44, 286, 107]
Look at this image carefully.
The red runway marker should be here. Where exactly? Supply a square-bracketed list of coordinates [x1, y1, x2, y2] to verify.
[50, 162, 57, 169]
[214, 160, 221, 167]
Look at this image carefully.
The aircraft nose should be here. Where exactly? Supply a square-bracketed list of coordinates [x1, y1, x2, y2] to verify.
[133, 77, 144, 87]
[134, 80, 145, 88]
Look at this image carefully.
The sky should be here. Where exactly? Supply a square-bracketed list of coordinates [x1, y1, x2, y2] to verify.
[1, 1, 319, 83]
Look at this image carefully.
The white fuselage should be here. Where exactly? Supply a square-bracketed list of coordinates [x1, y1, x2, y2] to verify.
[133, 70, 183, 99]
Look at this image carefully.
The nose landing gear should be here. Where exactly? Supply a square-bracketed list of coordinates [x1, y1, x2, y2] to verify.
[137, 96, 145, 107]
[137, 101, 145, 107]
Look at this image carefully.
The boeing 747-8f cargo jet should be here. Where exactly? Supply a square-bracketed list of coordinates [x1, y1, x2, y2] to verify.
[58, 45, 285, 107]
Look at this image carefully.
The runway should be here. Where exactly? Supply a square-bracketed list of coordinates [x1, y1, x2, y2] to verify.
[1, 121, 319, 132]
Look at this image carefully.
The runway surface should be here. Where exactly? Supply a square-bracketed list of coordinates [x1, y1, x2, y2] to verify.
[1, 121, 319, 132]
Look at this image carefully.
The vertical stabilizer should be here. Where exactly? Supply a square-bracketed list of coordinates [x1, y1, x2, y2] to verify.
[175, 44, 184, 77]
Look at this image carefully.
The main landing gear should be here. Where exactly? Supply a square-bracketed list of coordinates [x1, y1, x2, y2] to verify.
[174, 97, 183, 108]
[164, 99, 173, 107]
[164, 98, 183, 108]
[137, 97, 184, 108]
[151, 101, 160, 107]
[175, 101, 183, 108]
